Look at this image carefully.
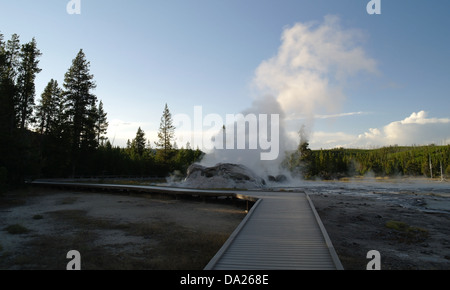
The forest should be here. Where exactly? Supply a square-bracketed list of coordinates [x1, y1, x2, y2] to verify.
[0, 33, 202, 191]
[283, 141, 450, 180]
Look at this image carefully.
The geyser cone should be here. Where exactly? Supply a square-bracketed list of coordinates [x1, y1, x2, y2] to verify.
[183, 163, 267, 189]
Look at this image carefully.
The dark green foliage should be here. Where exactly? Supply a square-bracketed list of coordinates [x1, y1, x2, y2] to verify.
[284, 144, 450, 180]
[155, 103, 176, 165]
[34, 79, 64, 135]
[385, 220, 429, 244]
[131, 127, 146, 158]
[96, 101, 108, 146]
[1, 33, 41, 186]
[16, 38, 41, 130]
[5, 224, 30, 235]
[155, 103, 175, 151]
[63, 49, 99, 174]
[89, 141, 203, 178]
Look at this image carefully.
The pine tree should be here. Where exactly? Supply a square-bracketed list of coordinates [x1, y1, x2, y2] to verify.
[34, 79, 72, 177]
[155, 103, 175, 152]
[155, 104, 176, 166]
[0, 33, 15, 134]
[0, 34, 20, 133]
[16, 38, 41, 130]
[5, 34, 21, 84]
[63, 49, 99, 151]
[131, 127, 146, 158]
[63, 49, 99, 175]
[51, 81, 69, 140]
[0, 33, 14, 187]
[35, 79, 61, 135]
[96, 100, 108, 146]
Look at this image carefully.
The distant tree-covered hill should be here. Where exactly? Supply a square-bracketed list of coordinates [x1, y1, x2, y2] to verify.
[283, 144, 450, 180]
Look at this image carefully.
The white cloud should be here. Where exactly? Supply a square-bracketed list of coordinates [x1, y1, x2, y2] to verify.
[308, 111, 450, 149]
[286, 111, 368, 121]
[315, 111, 368, 119]
[361, 111, 450, 147]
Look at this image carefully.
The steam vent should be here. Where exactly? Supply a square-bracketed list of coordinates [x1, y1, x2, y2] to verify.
[183, 163, 267, 189]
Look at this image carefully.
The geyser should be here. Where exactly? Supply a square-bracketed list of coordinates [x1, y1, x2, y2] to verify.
[181, 16, 379, 189]
[183, 163, 267, 189]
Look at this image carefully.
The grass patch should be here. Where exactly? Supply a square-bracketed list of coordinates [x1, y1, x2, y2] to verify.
[4, 224, 30, 235]
[385, 220, 429, 244]
[32, 214, 44, 220]
[385, 220, 409, 231]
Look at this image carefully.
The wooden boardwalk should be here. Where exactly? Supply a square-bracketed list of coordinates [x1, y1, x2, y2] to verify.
[31, 181, 343, 270]
[204, 192, 343, 270]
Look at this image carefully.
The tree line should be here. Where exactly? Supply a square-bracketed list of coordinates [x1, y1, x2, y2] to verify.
[284, 140, 450, 180]
[0, 33, 202, 190]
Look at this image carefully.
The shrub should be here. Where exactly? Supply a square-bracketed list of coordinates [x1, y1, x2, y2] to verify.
[4, 224, 30, 234]
[385, 220, 429, 243]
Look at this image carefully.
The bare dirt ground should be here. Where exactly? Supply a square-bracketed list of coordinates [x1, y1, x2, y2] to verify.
[0, 187, 246, 270]
[309, 192, 450, 270]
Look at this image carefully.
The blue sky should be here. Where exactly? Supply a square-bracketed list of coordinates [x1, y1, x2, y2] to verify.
[1, 0, 449, 149]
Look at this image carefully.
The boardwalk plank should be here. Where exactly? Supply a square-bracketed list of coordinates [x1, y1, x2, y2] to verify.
[205, 193, 343, 270]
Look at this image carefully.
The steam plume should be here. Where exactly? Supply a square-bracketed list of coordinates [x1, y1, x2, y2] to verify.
[201, 15, 377, 177]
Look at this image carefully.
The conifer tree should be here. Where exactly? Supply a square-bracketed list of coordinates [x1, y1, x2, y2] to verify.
[35, 79, 61, 135]
[63, 49, 99, 151]
[0, 33, 16, 135]
[155, 103, 175, 152]
[1, 33, 20, 134]
[131, 127, 146, 158]
[96, 100, 108, 145]
[5, 34, 20, 84]
[63, 49, 99, 175]
[155, 103, 176, 165]
[16, 38, 41, 130]
[0, 33, 16, 187]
